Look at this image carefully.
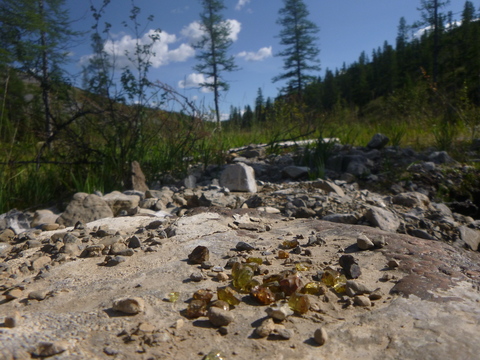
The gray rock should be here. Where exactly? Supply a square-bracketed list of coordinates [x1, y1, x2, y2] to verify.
[458, 226, 480, 251]
[33, 341, 68, 357]
[428, 151, 456, 164]
[393, 192, 431, 208]
[322, 213, 358, 224]
[357, 234, 374, 250]
[112, 297, 145, 314]
[312, 179, 345, 197]
[314, 327, 328, 345]
[0, 209, 30, 234]
[353, 295, 371, 307]
[183, 175, 197, 189]
[282, 166, 310, 179]
[31, 209, 59, 228]
[367, 133, 389, 149]
[220, 163, 257, 193]
[365, 206, 400, 232]
[103, 191, 141, 217]
[208, 307, 234, 327]
[57, 193, 114, 227]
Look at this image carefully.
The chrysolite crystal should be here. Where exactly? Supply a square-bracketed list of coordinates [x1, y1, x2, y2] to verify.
[232, 265, 254, 292]
[279, 274, 303, 296]
[282, 239, 299, 249]
[288, 292, 310, 314]
[167, 292, 179, 302]
[295, 262, 311, 271]
[203, 350, 227, 360]
[321, 269, 347, 293]
[186, 299, 207, 318]
[300, 281, 324, 295]
[193, 289, 214, 304]
[277, 250, 289, 259]
[246, 257, 263, 265]
[250, 285, 275, 305]
[217, 286, 242, 306]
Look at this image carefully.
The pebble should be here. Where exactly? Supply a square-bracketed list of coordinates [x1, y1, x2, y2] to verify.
[216, 272, 229, 282]
[4, 311, 21, 328]
[314, 327, 328, 345]
[353, 295, 372, 307]
[33, 341, 68, 357]
[190, 272, 206, 282]
[28, 290, 49, 301]
[357, 234, 375, 250]
[266, 303, 294, 321]
[236, 241, 255, 251]
[275, 326, 293, 340]
[41, 223, 60, 231]
[112, 297, 145, 314]
[207, 307, 234, 327]
[388, 259, 400, 268]
[106, 255, 126, 266]
[188, 246, 209, 264]
[127, 235, 142, 249]
[255, 318, 275, 338]
[5, 288, 23, 300]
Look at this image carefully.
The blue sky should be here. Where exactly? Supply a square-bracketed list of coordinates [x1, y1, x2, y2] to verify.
[65, 0, 469, 116]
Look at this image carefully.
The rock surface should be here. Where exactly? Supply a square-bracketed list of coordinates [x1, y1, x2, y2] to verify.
[1, 138, 480, 359]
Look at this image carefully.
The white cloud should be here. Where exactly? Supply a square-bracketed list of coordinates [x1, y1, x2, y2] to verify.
[178, 73, 213, 93]
[81, 29, 195, 69]
[237, 46, 272, 61]
[180, 19, 241, 44]
[235, 0, 251, 11]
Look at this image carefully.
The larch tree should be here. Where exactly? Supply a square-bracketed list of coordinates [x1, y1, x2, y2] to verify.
[194, 0, 238, 129]
[415, 0, 451, 84]
[0, 0, 78, 143]
[273, 0, 320, 97]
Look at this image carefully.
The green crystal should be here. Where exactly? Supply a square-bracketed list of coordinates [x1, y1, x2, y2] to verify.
[295, 262, 311, 271]
[277, 250, 289, 259]
[321, 269, 347, 293]
[250, 285, 275, 305]
[167, 292, 179, 302]
[288, 292, 310, 314]
[203, 350, 227, 360]
[246, 257, 263, 265]
[282, 239, 299, 249]
[300, 281, 324, 295]
[217, 286, 241, 306]
[232, 265, 254, 292]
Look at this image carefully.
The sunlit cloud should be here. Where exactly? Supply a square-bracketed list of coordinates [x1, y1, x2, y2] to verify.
[178, 73, 213, 93]
[180, 19, 241, 44]
[80, 29, 195, 69]
[237, 46, 272, 61]
[235, 0, 251, 11]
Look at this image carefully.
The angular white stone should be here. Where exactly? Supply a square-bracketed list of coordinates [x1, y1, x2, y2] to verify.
[220, 163, 257, 193]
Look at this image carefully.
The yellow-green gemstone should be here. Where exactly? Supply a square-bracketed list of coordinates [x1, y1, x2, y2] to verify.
[217, 286, 242, 306]
[167, 292, 179, 302]
[288, 292, 310, 314]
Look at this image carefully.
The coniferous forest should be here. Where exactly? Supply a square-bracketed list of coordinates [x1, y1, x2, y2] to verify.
[1, 0, 480, 212]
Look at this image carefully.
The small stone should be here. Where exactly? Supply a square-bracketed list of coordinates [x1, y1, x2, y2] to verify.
[216, 272, 229, 282]
[275, 327, 293, 340]
[266, 303, 294, 321]
[33, 341, 68, 357]
[186, 300, 207, 318]
[4, 311, 21, 328]
[190, 272, 206, 282]
[41, 223, 60, 231]
[107, 255, 126, 266]
[256, 318, 275, 338]
[314, 327, 328, 346]
[31, 256, 51, 271]
[357, 234, 374, 250]
[388, 259, 400, 268]
[236, 241, 255, 251]
[28, 290, 49, 301]
[5, 288, 22, 300]
[201, 261, 214, 269]
[207, 307, 234, 327]
[353, 295, 371, 307]
[112, 297, 145, 314]
[372, 236, 386, 248]
[188, 246, 209, 264]
[369, 289, 383, 301]
[127, 235, 142, 249]
[339, 255, 361, 279]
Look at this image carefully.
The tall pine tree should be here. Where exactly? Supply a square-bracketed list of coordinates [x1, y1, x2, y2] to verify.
[273, 0, 320, 97]
[194, 0, 238, 129]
